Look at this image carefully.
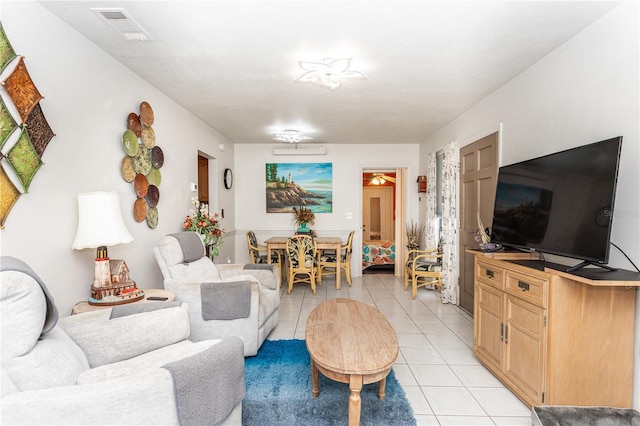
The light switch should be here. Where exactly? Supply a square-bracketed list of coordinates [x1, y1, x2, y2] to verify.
[345, 212, 353, 219]
[190, 182, 198, 192]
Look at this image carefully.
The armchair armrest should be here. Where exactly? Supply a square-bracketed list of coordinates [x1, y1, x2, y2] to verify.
[2, 337, 245, 426]
[58, 304, 191, 368]
[217, 264, 280, 290]
[2, 368, 180, 425]
[406, 249, 443, 272]
[163, 279, 261, 352]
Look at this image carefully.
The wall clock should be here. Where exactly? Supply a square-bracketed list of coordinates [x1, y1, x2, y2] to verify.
[224, 168, 233, 189]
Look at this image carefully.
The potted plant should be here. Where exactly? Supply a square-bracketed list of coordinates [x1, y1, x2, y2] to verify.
[292, 205, 315, 234]
[406, 220, 425, 250]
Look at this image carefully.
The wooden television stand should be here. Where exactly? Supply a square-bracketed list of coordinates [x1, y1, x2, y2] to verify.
[471, 250, 640, 408]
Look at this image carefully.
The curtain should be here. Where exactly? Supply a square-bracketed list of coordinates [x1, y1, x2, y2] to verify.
[441, 141, 459, 304]
[394, 167, 407, 277]
[425, 152, 438, 249]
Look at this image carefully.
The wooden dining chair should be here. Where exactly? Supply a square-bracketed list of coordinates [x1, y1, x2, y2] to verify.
[404, 248, 442, 299]
[246, 231, 283, 283]
[317, 231, 354, 287]
[286, 234, 317, 295]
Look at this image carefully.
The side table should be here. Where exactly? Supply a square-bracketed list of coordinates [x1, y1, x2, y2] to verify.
[72, 289, 176, 315]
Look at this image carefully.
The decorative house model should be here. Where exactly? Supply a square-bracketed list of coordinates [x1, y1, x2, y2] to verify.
[89, 259, 144, 305]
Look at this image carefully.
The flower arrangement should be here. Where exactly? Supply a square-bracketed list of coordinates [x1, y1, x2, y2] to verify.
[292, 205, 315, 227]
[183, 197, 224, 257]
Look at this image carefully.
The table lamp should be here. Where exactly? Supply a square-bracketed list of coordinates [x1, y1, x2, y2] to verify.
[72, 191, 143, 305]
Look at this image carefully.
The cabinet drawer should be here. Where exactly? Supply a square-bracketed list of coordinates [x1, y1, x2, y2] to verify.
[505, 270, 548, 307]
[476, 261, 504, 290]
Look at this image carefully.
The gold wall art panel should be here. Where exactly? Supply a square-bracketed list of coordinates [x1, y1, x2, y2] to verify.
[0, 163, 21, 229]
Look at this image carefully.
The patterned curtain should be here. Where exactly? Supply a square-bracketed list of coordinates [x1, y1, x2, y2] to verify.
[425, 152, 438, 249]
[441, 141, 459, 304]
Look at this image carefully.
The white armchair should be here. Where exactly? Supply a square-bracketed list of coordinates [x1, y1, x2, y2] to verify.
[153, 232, 280, 356]
[1, 256, 245, 425]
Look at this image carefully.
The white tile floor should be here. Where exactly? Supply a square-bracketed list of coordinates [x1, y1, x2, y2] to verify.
[267, 272, 532, 426]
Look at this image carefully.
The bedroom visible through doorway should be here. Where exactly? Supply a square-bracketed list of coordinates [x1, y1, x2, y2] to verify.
[362, 171, 396, 274]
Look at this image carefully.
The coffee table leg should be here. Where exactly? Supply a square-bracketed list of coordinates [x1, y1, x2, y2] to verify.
[378, 376, 387, 400]
[311, 358, 320, 397]
[348, 375, 363, 426]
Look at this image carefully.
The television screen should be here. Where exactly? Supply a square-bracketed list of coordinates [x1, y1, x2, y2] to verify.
[491, 136, 622, 266]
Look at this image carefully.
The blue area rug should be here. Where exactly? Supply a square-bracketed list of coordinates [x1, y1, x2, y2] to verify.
[242, 339, 417, 426]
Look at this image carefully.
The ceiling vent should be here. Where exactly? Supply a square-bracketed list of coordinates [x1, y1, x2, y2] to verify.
[91, 8, 153, 41]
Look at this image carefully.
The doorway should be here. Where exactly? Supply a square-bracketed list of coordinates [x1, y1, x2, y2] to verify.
[197, 152, 219, 214]
[361, 170, 405, 275]
[458, 132, 498, 315]
[198, 154, 209, 205]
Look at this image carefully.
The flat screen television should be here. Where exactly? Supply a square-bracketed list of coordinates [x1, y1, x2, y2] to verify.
[490, 136, 622, 271]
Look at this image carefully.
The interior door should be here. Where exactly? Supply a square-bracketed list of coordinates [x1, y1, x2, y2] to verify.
[363, 187, 393, 241]
[198, 154, 209, 204]
[459, 132, 498, 315]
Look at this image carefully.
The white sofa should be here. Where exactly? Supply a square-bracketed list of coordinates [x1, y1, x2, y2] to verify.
[153, 232, 280, 356]
[1, 256, 245, 425]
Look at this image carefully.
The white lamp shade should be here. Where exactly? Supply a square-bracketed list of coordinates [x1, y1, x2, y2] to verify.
[72, 191, 133, 250]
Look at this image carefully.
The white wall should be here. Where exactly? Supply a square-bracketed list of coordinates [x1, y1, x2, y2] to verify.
[233, 143, 421, 275]
[420, 1, 640, 407]
[0, 2, 236, 316]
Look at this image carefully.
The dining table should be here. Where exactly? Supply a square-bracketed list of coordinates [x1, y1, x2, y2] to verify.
[264, 236, 345, 290]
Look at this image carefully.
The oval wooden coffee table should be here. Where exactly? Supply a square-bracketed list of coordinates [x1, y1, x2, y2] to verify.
[306, 298, 399, 426]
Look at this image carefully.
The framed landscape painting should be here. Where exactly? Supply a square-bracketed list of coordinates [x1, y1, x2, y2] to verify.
[266, 162, 332, 213]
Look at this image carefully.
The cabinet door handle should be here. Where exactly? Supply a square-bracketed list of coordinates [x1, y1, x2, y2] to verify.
[504, 325, 509, 344]
[518, 281, 530, 291]
[500, 323, 504, 341]
[486, 270, 494, 279]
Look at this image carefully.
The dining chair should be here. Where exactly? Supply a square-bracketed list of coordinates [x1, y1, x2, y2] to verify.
[286, 234, 317, 295]
[246, 231, 283, 283]
[317, 231, 354, 287]
[404, 248, 442, 299]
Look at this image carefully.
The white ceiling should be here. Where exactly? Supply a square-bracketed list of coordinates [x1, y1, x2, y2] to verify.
[39, 1, 619, 145]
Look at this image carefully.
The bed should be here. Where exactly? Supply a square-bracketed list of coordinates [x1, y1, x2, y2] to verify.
[362, 240, 396, 269]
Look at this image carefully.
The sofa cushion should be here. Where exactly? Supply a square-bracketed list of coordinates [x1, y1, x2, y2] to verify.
[1, 271, 47, 363]
[0, 257, 58, 338]
[3, 327, 89, 393]
[59, 304, 191, 368]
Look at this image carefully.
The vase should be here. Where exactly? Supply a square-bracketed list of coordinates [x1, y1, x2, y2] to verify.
[297, 222, 310, 234]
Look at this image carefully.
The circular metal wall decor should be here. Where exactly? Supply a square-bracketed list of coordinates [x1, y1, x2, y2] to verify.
[120, 101, 163, 228]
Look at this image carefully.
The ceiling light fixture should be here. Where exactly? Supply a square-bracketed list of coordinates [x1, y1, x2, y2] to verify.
[273, 129, 313, 144]
[294, 58, 367, 91]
